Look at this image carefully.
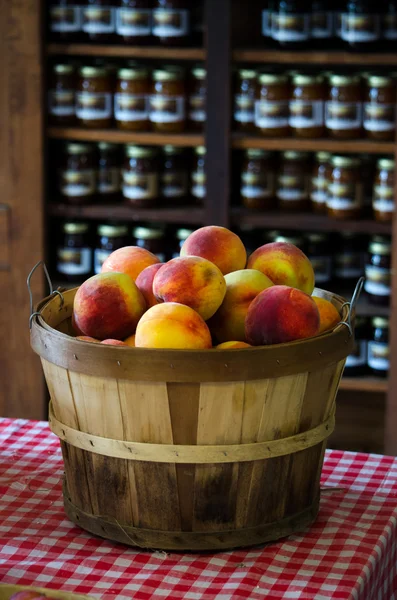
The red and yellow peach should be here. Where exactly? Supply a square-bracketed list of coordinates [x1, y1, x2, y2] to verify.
[180, 226, 247, 275]
[135, 263, 163, 308]
[101, 246, 160, 282]
[312, 296, 340, 334]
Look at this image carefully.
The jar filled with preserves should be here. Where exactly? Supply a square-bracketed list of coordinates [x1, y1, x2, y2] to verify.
[76, 66, 113, 129]
[327, 155, 363, 219]
[325, 74, 362, 139]
[161, 145, 189, 203]
[115, 66, 150, 131]
[368, 317, 389, 377]
[82, 0, 116, 42]
[269, 0, 311, 48]
[97, 142, 121, 202]
[373, 158, 395, 222]
[59, 143, 96, 204]
[191, 146, 206, 203]
[188, 67, 206, 131]
[152, 0, 190, 45]
[255, 73, 290, 137]
[133, 226, 167, 261]
[115, 0, 152, 44]
[338, 1, 381, 50]
[234, 69, 257, 132]
[172, 227, 194, 258]
[344, 316, 369, 376]
[122, 145, 159, 207]
[240, 149, 276, 210]
[94, 224, 128, 273]
[289, 74, 325, 138]
[363, 75, 396, 141]
[310, 151, 331, 214]
[334, 232, 366, 285]
[49, 0, 82, 41]
[383, 1, 397, 43]
[149, 67, 186, 133]
[311, 0, 334, 42]
[364, 236, 392, 306]
[48, 64, 76, 126]
[276, 151, 310, 211]
[306, 232, 333, 286]
[56, 222, 92, 282]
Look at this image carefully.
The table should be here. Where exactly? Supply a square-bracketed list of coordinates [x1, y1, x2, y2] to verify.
[1, 418, 397, 600]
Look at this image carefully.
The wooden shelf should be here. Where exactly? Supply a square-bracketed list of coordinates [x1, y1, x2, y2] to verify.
[233, 48, 397, 66]
[47, 43, 206, 60]
[339, 377, 388, 393]
[48, 127, 204, 147]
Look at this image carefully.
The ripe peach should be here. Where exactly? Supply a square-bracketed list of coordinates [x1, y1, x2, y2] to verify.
[180, 226, 247, 275]
[73, 272, 146, 341]
[153, 256, 226, 321]
[76, 335, 100, 343]
[135, 302, 212, 349]
[246, 285, 320, 346]
[101, 246, 160, 282]
[208, 269, 274, 342]
[216, 341, 251, 349]
[312, 296, 340, 334]
[101, 339, 129, 346]
[124, 334, 136, 347]
[135, 263, 163, 308]
[247, 242, 315, 295]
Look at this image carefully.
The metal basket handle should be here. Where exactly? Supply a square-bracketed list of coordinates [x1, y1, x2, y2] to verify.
[339, 276, 365, 337]
[27, 261, 64, 329]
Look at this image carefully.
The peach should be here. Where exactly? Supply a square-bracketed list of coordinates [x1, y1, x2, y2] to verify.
[246, 285, 320, 346]
[101, 339, 129, 346]
[124, 334, 136, 347]
[76, 335, 100, 343]
[216, 341, 251, 349]
[180, 226, 247, 275]
[312, 296, 340, 334]
[247, 242, 315, 295]
[72, 312, 84, 336]
[135, 263, 163, 308]
[73, 272, 146, 341]
[135, 302, 212, 349]
[153, 256, 226, 321]
[101, 246, 160, 282]
[208, 269, 274, 342]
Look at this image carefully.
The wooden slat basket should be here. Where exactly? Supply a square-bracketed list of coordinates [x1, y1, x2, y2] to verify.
[30, 286, 354, 551]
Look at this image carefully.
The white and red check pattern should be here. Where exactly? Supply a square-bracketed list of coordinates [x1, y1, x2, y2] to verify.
[1, 418, 397, 600]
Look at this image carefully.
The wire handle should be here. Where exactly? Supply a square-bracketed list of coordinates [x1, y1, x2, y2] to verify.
[340, 276, 365, 337]
[27, 261, 64, 329]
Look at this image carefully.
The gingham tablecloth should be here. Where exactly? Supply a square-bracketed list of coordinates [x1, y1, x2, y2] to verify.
[1, 418, 397, 600]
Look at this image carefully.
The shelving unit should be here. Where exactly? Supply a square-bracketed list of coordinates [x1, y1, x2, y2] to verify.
[232, 134, 395, 154]
[233, 49, 397, 66]
[47, 43, 206, 60]
[48, 204, 205, 225]
[48, 127, 204, 147]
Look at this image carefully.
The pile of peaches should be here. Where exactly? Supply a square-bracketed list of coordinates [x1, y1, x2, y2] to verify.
[72, 226, 341, 349]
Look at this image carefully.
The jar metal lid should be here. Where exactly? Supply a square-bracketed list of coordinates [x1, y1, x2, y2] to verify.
[238, 68, 257, 79]
[292, 74, 323, 86]
[133, 226, 164, 240]
[98, 224, 128, 237]
[79, 66, 108, 78]
[195, 146, 206, 156]
[63, 222, 89, 234]
[98, 142, 119, 152]
[125, 145, 156, 158]
[246, 148, 272, 159]
[329, 74, 361, 86]
[331, 155, 360, 168]
[66, 142, 93, 155]
[258, 73, 288, 85]
[283, 151, 308, 160]
[377, 158, 395, 170]
[315, 151, 331, 162]
[192, 67, 206, 79]
[153, 68, 183, 82]
[117, 67, 149, 80]
[176, 228, 195, 241]
[163, 145, 184, 155]
[366, 75, 395, 88]
[372, 316, 389, 328]
[53, 64, 74, 75]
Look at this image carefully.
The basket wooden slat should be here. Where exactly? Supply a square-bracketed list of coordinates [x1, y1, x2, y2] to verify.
[0, 584, 94, 600]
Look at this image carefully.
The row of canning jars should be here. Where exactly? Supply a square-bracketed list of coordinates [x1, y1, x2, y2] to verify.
[261, 1, 397, 50]
[234, 70, 397, 140]
[49, 63, 205, 132]
[57, 142, 206, 206]
[49, 0, 203, 45]
[239, 149, 395, 222]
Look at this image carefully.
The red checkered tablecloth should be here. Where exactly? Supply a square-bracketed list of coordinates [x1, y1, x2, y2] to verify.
[1, 418, 397, 600]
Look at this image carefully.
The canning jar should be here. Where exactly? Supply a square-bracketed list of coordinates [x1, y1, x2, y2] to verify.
[240, 149, 276, 210]
[188, 67, 206, 131]
[368, 317, 389, 377]
[97, 142, 121, 202]
[334, 232, 366, 285]
[255, 73, 290, 137]
[59, 143, 96, 204]
[234, 69, 257, 132]
[373, 158, 395, 222]
[261, 0, 272, 39]
[310, 151, 331, 214]
[57, 222, 92, 282]
[191, 146, 206, 202]
[325, 74, 362, 139]
[327, 155, 363, 219]
[48, 64, 76, 126]
[364, 236, 392, 306]
[122, 145, 159, 207]
[338, 1, 381, 50]
[152, 0, 190, 45]
[115, 0, 152, 44]
[76, 66, 113, 128]
[311, 0, 334, 42]
[115, 66, 150, 131]
[383, 1, 397, 42]
[149, 67, 186, 133]
[82, 0, 116, 42]
[289, 74, 325, 138]
[172, 227, 194, 258]
[306, 232, 333, 286]
[133, 226, 167, 261]
[49, 0, 82, 41]
[94, 224, 128, 273]
[269, 0, 311, 48]
[363, 75, 396, 141]
[344, 316, 369, 376]
[161, 145, 188, 203]
[276, 151, 310, 211]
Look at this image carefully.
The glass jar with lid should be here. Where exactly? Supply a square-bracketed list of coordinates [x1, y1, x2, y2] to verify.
[149, 67, 186, 133]
[115, 0, 152, 44]
[133, 226, 167, 262]
[334, 232, 366, 285]
[368, 317, 389, 377]
[152, 0, 190, 45]
[48, 64, 76, 126]
[240, 149, 276, 210]
[311, 1, 334, 43]
[306, 232, 333, 286]
[310, 151, 331, 214]
[49, 0, 82, 41]
[289, 74, 325, 138]
[234, 69, 257, 132]
[188, 67, 206, 131]
[373, 158, 395, 222]
[269, 0, 312, 48]
[94, 224, 129, 273]
[255, 73, 290, 137]
[161, 145, 189, 203]
[325, 74, 363, 139]
[56, 222, 93, 282]
[344, 316, 369, 376]
[363, 75, 396, 141]
[59, 143, 96, 204]
[115, 66, 150, 131]
[338, 1, 381, 50]
[82, 0, 116, 42]
[191, 146, 206, 203]
[364, 236, 392, 306]
[97, 142, 121, 202]
[122, 145, 159, 207]
[172, 227, 195, 258]
[327, 155, 363, 219]
[276, 151, 310, 211]
[76, 66, 113, 129]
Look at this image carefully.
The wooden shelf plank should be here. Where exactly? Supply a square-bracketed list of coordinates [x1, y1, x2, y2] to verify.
[47, 43, 206, 60]
[48, 127, 204, 147]
[233, 48, 397, 66]
[339, 377, 388, 393]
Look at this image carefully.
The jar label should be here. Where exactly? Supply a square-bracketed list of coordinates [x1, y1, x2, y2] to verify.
[116, 8, 151, 36]
[277, 174, 308, 201]
[234, 95, 255, 123]
[98, 167, 120, 194]
[289, 100, 324, 129]
[50, 7, 81, 32]
[368, 341, 389, 372]
[374, 184, 394, 200]
[60, 169, 96, 197]
[152, 8, 190, 37]
[114, 93, 149, 122]
[76, 92, 112, 120]
[335, 253, 363, 279]
[364, 265, 391, 296]
[311, 175, 328, 204]
[325, 102, 362, 130]
[94, 248, 112, 274]
[261, 9, 271, 36]
[149, 95, 185, 123]
[309, 256, 332, 283]
[82, 7, 115, 33]
[191, 171, 206, 198]
[48, 90, 75, 116]
[122, 171, 158, 200]
[189, 94, 206, 123]
[57, 247, 92, 276]
[311, 11, 334, 38]
[270, 13, 311, 41]
[340, 13, 380, 42]
[384, 14, 397, 39]
[161, 172, 188, 198]
[364, 103, 396, 132]
[327, 182, 362, 210]
[255, 100, 289, 129]
[373, 199, 395, 213]
[241, 172, 275, 198]
[345, 340, 367, 368]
